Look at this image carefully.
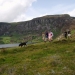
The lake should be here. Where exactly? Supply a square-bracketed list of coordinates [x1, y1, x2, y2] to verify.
[0, 43, 19, 48]
[0, 42, 38, 48]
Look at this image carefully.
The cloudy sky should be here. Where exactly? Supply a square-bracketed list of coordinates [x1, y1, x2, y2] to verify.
[0, 0, 75, 22]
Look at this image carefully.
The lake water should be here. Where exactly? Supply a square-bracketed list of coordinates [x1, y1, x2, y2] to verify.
[0, 42, 38, 48]
[0, 43, 19, 48]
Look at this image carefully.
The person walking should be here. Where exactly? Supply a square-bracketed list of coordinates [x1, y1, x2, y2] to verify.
[48, 31, 53, 41]
[45, 31, 48, 42]
[42, 32, 45, 41]
[64, 31, 67, 39]
[67, 30, 71, 39]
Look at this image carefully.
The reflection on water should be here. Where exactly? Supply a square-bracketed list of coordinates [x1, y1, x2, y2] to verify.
[0, 43, 19, 48]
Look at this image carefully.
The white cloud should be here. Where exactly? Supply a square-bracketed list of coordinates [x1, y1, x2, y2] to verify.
[12, 14, 33, 22]
[0, 0, 36, 22]
[62, 8, 75, 17]
[67, 9, 75, 17]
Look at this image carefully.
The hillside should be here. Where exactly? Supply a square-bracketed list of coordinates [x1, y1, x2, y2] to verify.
[0, 14, 75, 43]
[0, 40, 75, 75]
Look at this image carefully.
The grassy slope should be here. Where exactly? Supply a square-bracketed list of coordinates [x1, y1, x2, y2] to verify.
[0, 40, 75, 75]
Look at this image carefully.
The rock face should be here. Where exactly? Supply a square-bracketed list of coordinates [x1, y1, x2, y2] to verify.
[0, 14, 75, 38]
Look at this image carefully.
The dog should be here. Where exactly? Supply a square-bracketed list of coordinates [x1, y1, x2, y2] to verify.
[19, 41, 27, 47]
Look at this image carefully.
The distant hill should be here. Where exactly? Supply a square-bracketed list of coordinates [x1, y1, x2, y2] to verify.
[0, 14, 75, 43]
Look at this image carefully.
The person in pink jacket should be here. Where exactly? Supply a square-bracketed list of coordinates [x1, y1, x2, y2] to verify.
[48, 31, 53, 41]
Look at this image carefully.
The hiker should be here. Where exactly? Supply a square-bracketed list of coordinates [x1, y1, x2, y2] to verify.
[45, 31, 48, 42]
[64, 29, 71, 39]
[64, 31, 67, 39]
[48, 31, 53, 41]
[67, 30, 71, 39]
[42, 32, 45, 41]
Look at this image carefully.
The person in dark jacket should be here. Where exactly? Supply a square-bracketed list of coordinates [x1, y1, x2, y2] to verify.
[45, 31, 48, 41]
[64, 31, 67, 39]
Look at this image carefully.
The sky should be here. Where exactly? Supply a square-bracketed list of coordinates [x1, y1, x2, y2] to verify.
[0, 0, 75, 22]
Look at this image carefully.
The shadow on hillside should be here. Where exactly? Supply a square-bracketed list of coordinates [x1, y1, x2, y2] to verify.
[53, 39, 75, 44]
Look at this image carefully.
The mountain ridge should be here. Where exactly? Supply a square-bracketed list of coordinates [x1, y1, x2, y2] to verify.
[0, 14, 75, 43]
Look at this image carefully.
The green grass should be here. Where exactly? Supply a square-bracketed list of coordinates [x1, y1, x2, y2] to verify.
[0, 34, 42, 44]
[0, 36, 22, 44]
[0, 37, 11, 44]
[0, 40, 75, 75]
